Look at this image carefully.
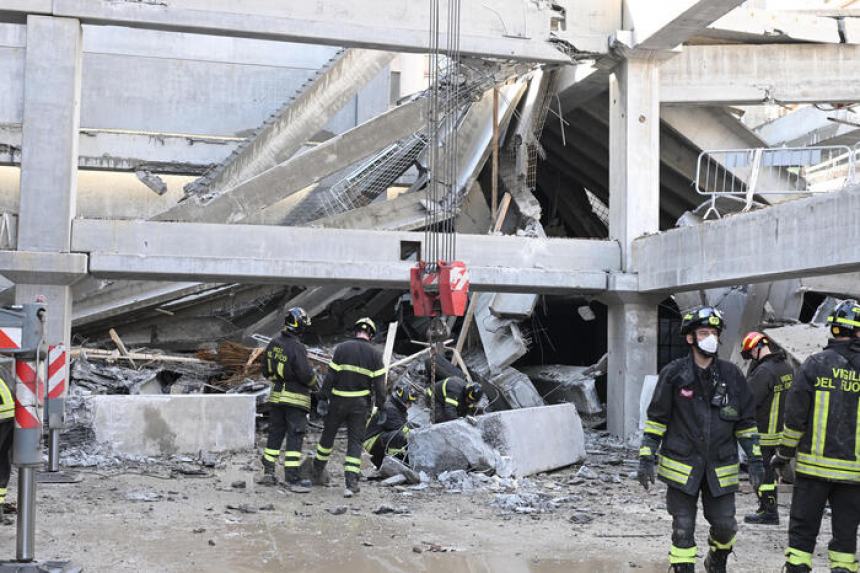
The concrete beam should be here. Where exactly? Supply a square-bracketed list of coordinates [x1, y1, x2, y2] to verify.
[0, 251, 86, 285]
[662, 44, 860, 105]
[71, 219, 621, 294]
[633, 187, 860, 292]
[188, 48, 395, 197]
[702, 7, 846, 44]
[32, 0, 569, 64]
[627, 0, 746, 51]
[0, 125, 238, 174]
[755, 106, 860, 148]
[155, 98, 427, 223]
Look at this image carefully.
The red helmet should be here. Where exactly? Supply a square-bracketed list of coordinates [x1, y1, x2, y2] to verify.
[740, 331, 769, 360]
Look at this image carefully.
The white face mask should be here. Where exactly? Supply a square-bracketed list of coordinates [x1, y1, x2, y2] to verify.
[696, 334, 719, 356]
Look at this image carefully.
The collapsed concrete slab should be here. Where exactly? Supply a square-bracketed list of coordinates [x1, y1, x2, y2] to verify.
[89, 395, 256, 457]
[464, 350, 544, 410]
[408, 404, 585, 478]
[764, 323, 830, 369]
[473, 293, 529, 373]
[519, 365, 604, 417]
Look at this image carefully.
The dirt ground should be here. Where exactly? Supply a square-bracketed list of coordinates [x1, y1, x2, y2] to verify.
[0, 430, 827, 572]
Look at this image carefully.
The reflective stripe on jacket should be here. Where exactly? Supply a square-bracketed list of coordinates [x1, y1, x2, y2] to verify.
[262, 331, 316, 410]
[746, 351, 793, 447]
[781, 339, 860, 484]
[321, 338, 386, 407]
[644, 355, 758, 497]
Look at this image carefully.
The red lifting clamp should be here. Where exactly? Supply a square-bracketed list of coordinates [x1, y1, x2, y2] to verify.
[410, 260, 470, 317]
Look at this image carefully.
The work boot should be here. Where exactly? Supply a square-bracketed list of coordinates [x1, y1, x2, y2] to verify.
[257, 459, 278, 486]
[343, 473, 360, 498]
[284, 469, 311, 493]
[669, 564, 695, 573]
[782, 564, 810, 573]
[704, 549, 731, 573]
[744, 492, 779, 525]
[311, 459, 330, 486]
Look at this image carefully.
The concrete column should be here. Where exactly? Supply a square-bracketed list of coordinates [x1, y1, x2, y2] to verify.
[605, 295, 658, 442]
[606, 56, 660, 441]
[15, 16, 82, 436]
[609, 56, 660, 270]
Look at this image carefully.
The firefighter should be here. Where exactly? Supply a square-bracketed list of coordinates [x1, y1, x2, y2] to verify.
[430, 376, 483, 423]
[0, 366, 14, 512]
[638, 306, 764, 573]
[259, 307, 316, 493]
[771, 300, 860, 573]
[313, 317, 386, 498]
[363, 382, 419, 469]
[739, 331, 793, 525]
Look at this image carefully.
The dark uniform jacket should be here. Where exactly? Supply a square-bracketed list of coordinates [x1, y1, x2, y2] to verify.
[747, 350, 794, 447]
[262, 331, 316, 410]
[644, 355, 758, 497]
[782, 339, 860, 484]
[433, 377, 473, 422]
[321, 338, 386, 407]
[364, 399, 408, 443]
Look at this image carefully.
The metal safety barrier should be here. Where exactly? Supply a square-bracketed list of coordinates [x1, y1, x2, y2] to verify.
[695, 145, 855, 219]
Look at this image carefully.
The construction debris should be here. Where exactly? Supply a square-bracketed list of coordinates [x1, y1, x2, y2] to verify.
[409, 404, 585, 478]
[520, 364, 604, 417]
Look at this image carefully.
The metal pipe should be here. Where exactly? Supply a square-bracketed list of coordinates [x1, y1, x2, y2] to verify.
[47, 430, 60, 473]
[16, 466, 36, 562]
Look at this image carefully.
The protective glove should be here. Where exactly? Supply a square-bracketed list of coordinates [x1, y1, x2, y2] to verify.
[376, 409, 387, 426]
[770, 448, 794, 479]
[316, 399, 329, 418]
[748, 459, 765, 491]
[637, 456, 656, 490]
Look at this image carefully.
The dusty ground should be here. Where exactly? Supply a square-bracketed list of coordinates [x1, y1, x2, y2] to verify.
[0, 431, 823, 572]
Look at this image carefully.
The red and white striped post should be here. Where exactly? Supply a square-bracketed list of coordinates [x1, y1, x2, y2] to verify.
[13, 358, 42, 467]
[45, 345, 66, 472]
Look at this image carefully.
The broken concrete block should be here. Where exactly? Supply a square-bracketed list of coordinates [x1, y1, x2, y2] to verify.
[378, 455, 420, 484]
[381, 474, 407, 487]
[490, 292, 538, 320]
[409, 404, 586, 478]
[89, 395, 256, 457]
[764, 323, 830, 369]
[520, 364, 604, 416]
[478, 404, 585, 477]
[812, 296, 842, 325]
[474, 293, 528, 373]
[464, 351, 544, 410]
[408, 418, 501, 477]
